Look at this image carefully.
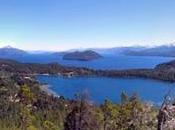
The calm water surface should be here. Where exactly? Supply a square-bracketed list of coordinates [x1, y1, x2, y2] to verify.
[20, 55, 174, 70]
[37, 75, 175, 104]
[35, 55, 175, 103]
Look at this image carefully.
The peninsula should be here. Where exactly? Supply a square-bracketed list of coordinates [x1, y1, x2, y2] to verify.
[1, 59, 175, 82]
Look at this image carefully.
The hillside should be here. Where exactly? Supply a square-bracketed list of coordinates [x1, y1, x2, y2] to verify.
[155, 60, 175, 71]
[1, 58, 175, 82]
[0, 46, 64, 63]
[0, 46, 27, 58]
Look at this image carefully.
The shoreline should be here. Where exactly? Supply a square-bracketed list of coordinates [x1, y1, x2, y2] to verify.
[36, 73, 175, 83]
[1, 58, 175, 83]
[40, 84, 60, 97]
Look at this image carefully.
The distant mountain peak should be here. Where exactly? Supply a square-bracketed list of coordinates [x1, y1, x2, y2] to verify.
[3, 45, 14, 49]
[0, 45, 27, 59]
[168, 42, 175, 46]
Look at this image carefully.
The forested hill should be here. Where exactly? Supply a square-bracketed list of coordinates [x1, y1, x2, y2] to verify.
[155, 60, 175, 71]
[63, 50, 102, 61]
[0, 59, 96, 75]
[1, 58, 175, 82]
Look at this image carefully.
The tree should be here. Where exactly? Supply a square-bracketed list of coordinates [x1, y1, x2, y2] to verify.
[18, 85, 37, 130]
[157, 92, 175, 130]
[43, 120, 59, 130]
[64, 92, 100, 130]
[18, 85, 34, 105]
[101, 99, 119, 130]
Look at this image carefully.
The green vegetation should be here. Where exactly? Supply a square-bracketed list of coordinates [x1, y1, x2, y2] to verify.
[0, 70, 160, 130]
[2, 58, 175, 82]
[63, 50, 102, 61]
[2, 59, 175, 129]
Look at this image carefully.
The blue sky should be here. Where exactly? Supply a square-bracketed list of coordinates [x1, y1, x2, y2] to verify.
[0, 0, 175, 51]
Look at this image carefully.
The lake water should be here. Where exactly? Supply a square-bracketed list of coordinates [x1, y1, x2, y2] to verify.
[57, 55, 174, 70]
[36, 55, 175, 104]
[19, 55, 174, 70]
[37, 75, 175, 104]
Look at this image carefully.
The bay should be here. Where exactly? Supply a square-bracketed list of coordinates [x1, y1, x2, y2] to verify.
[36, 55, 175, 104]
[37, 75, 175, 104]
[19, 55, 174, 70]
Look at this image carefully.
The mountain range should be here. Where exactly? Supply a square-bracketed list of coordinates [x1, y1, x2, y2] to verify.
[1, 44, 175, 62]
[123, 45, 175, 57]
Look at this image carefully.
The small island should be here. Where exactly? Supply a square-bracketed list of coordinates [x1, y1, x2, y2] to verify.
[63, 50, 102, 61]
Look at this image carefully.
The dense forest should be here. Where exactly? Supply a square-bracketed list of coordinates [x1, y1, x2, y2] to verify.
[1, 59, 175, 129]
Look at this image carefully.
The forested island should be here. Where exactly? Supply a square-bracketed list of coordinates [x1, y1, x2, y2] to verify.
[63, 50, 102, 61]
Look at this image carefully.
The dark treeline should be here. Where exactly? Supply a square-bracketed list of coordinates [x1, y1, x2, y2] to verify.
[1, 59, 175, 82]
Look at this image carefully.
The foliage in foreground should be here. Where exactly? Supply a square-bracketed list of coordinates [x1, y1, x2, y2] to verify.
[0, 70, 161, 130]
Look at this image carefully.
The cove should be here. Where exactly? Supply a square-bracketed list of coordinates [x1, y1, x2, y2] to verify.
[37, 75, 175, 104]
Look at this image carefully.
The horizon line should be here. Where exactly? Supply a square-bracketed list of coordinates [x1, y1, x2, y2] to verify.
[1, 42, 175, 52]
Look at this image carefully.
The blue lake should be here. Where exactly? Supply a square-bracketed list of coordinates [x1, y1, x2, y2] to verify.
[57, 55, 174, 70]
[37, 75, 175, 104]
[35, 55, 175, 104]
[18, 55, 174, 70]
